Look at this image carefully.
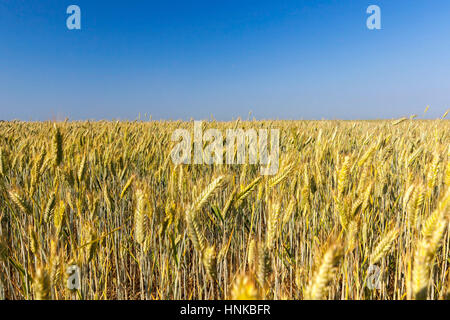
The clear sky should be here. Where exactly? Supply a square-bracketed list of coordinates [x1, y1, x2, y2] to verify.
[1, 0, 449, 121]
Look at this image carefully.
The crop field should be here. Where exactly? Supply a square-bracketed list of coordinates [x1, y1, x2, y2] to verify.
[0, 119, 449, 300]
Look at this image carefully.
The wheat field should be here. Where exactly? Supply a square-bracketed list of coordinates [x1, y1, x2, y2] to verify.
[0, 119, 449, 300]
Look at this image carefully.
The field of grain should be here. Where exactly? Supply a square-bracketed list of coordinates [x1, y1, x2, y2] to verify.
[0, 119, 449, 300]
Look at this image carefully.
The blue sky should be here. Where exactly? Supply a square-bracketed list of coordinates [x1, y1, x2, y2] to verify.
[0, 0, 449, 120]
